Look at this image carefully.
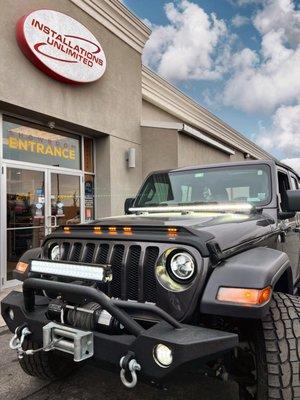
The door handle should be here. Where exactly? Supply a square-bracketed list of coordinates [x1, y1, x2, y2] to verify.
[47, 215, 58, 228]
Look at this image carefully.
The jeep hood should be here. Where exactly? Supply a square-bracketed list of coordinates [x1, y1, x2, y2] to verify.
[91, 212, 274, 253]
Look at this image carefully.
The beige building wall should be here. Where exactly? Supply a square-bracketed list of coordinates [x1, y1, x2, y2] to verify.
[178, 133, 229, 168]
[142, 100, 181, 124]
[141, 127, 178, 178]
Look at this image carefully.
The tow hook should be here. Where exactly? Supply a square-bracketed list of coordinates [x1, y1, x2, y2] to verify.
[9, 324, 31, 359]
[119, 351, 141, 388]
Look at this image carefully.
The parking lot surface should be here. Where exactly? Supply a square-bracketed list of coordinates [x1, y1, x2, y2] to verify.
[0, 326, 237, 400]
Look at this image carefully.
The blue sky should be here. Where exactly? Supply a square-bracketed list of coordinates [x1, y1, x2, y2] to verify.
[124, 0, 300, 172]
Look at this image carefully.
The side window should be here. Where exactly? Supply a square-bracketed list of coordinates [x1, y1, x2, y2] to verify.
[291, 176, 299, 190]
[278, 171, 290, 211]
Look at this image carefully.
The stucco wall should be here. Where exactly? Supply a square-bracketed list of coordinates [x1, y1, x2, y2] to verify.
[230, 150, 246, 162]
[142, 100, 181, 124]
[178, 133, 229, 168]
[141, 127, 178, 178]
[0, 0, 142, 144]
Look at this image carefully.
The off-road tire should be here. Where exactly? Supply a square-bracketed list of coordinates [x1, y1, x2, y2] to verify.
[241, 292, 300, 399]
[19, 338, 78, 380]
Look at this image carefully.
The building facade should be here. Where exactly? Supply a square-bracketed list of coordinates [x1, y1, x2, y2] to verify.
[0, 0, 273, 289]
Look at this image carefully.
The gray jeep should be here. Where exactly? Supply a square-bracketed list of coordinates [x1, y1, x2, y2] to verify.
[2, 160, 300, 400]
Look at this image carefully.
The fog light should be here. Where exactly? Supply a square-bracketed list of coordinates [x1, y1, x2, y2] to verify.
[153, 344, 173, 368]
[8, 308, 14, 320]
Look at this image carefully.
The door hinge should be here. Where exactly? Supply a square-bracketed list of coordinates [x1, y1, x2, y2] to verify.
[1, 277, 4, 286]
[1, 166, 4, 174]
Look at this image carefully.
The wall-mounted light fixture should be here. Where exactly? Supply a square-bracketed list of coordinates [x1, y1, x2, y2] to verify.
[244, 153, 251, 160]
[126, 148, 136, 168]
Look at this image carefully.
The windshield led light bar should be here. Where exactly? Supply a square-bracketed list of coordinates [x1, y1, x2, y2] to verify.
[130, 203, 253, 213]
[31, 260, 106, 281]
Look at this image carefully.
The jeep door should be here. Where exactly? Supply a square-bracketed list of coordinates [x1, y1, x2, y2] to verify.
[277, 168, 300, 286]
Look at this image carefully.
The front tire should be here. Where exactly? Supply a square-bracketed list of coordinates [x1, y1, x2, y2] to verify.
[239, 292, 300, 399]
[19, 338, 78, 380]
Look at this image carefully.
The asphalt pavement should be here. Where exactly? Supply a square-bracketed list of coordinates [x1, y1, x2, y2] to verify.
[0, 326, 238, 400]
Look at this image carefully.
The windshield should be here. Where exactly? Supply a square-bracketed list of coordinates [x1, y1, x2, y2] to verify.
[134, 164, 271, 208]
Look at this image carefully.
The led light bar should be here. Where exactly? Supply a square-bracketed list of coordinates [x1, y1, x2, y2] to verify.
[31, 260, 108, 281]
[130, 203, 253, 214]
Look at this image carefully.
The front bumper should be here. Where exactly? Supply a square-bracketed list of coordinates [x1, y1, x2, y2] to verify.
[1, 278, 238, 380]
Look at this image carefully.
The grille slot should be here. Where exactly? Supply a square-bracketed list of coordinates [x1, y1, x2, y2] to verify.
[109, 245, 125, 298]
[60, 242, 70, 261]
[143, 247, 159, 303]
[95, 244, 109, 264]
[82, 243, 95, 263]
[125, 245, 141, 300]
[70, 243, 82, 262]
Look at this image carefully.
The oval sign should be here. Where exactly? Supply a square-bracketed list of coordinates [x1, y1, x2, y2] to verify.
[16, 9, 107, 84]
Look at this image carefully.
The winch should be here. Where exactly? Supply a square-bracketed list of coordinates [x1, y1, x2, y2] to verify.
[47, 298, 124, 334]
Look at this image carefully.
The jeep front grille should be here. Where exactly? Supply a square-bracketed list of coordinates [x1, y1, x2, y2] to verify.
[45, 241, 160, 303]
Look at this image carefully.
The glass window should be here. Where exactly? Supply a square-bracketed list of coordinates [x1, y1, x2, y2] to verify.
[84, 137, 94, 173]
[51, 174, 81, 225]
[135, 164, 271, 208]
[7, 168, 45, 228]
[3, 117, 81, 170]
[291, 176, 299, 190]
[85, 174, 95, 221]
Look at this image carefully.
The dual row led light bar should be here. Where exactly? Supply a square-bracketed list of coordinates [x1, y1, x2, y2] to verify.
[30, 260, 110, 282]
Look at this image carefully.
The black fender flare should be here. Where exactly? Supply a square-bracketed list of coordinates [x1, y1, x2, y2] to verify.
[200, 247, 293, 318]
[13, 247, 42, 281]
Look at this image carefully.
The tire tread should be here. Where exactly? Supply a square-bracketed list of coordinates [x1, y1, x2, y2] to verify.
[263, 292, 300, 400]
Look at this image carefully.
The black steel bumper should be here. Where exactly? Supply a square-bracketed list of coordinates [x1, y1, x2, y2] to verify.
[1, 278, 238, 379]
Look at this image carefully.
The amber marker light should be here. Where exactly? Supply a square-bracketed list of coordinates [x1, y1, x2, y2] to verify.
[123, 227, 133, 235]
[108, 226, 117, 234]
[94, 226, 102, 235]
[167, 227, 178, 237]
[217, 286, 272, 306]
[63, 226, 71, 233]
[15, 261, 29, 273]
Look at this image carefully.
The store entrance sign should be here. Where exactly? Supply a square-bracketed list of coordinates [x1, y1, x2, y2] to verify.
[16, 9, 106, 84]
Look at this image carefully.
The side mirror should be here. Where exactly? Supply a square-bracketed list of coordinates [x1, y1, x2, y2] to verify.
[285, 190, 300, 212]
[124, 197, 135, 214]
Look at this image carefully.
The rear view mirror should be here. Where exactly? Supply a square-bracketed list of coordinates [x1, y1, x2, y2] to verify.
[124, 197, 135, 214]
[285, 190, 300, 212]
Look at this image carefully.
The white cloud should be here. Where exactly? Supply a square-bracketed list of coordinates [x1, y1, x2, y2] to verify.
[142, 0, 231, 81]
[232, 14, 250, 27]
[281, 158, 300, 174]
[223, 0, 300, 113]
[233, 0, 264, 5]
[257, 104, 300, 157]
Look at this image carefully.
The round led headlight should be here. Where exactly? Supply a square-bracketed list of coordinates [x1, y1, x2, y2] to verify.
[168, 251, 195, 282]
[50, 244, 60, 260]
[153, 344, 173, 368]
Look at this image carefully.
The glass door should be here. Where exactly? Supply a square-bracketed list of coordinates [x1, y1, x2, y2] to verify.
[46, 171, 82, 234]
[6, 167, 45, 281]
